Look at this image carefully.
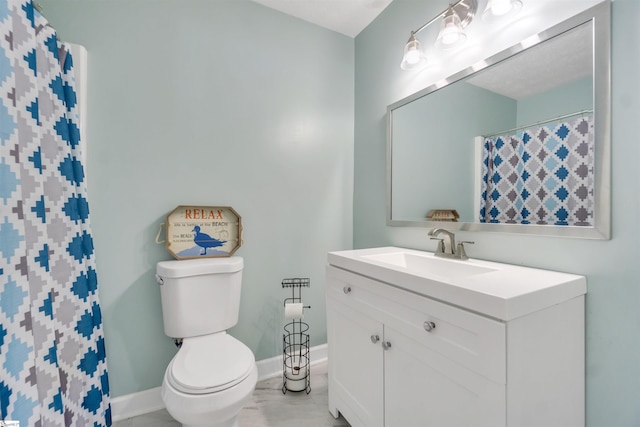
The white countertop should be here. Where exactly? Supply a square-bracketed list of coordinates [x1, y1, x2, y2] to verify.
[327, 246, 586, 321]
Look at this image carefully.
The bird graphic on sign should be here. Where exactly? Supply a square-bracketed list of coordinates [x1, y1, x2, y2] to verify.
[192, 226, 226, 255]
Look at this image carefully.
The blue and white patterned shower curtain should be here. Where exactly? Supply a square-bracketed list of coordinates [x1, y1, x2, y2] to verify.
[479, 115, 594, 226]
[0, 1, 111, 426]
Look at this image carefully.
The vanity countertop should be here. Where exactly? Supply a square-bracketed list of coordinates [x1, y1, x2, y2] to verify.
[327, 246, 586, 321]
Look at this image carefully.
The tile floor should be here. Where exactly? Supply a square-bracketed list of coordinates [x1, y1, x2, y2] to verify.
[113, 361, 350, 427]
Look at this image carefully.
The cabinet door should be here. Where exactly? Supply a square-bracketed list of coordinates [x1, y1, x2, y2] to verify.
[327, 297, 384, 427]
[384, 326, 505, 427]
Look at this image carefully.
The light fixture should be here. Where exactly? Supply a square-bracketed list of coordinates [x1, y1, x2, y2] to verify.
[435, 6, 467, 49]
[482, 0, 522, 20]
[400, 0, 478, 69]
[400, 32, 427, 70]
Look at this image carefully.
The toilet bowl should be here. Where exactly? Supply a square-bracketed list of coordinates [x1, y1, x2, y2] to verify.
[161, 333, 258, 427]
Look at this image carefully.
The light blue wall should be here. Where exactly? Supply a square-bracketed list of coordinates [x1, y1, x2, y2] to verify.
[39, 0, 354, 398]
[354, 0, 639, 426]
[517, 77, 593, 125]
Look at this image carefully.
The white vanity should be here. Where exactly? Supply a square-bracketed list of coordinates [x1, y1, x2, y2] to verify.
[326, 247, 586, 427]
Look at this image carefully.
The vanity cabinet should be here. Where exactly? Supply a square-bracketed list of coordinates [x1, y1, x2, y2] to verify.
[326, 249, 586, 427]
[327, 294, 384, 427]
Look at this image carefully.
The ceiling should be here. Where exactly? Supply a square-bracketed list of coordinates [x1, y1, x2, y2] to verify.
[466, 22, 592, 100]
[250, 0, 394, 38]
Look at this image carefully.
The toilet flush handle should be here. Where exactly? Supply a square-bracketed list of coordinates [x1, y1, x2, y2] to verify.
[155, 274, 164, 286]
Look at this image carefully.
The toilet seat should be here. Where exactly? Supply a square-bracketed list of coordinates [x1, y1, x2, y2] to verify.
[167, 333, 255, 395]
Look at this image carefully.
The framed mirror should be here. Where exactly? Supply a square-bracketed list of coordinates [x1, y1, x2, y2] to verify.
[387, 2, 610, 239]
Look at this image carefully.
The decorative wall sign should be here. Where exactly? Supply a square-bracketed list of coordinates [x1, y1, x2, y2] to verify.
[165, 206, 242, 259]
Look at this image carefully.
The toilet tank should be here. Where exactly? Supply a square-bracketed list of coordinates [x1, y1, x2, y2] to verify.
[156, 257, 244, 338]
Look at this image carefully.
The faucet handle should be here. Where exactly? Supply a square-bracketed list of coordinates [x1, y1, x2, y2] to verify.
[430, 237, 445, 254]
[456, 241, 474, 260]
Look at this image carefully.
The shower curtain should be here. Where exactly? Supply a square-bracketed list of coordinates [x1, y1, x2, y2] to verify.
[479, 115, 594, 226]
[0, 1, 111, 426]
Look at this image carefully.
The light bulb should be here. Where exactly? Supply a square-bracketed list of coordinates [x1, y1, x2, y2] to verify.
[405, 48, 421, 65]
[400, 33, 427, 70]
[482, 0, 522, 20]
[435, 8, 466, 49]
[490, 0, 512, 16]
[440, 22, 462, 45]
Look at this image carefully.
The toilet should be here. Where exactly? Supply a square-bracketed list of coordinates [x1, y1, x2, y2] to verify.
[156, 257, 257, 427]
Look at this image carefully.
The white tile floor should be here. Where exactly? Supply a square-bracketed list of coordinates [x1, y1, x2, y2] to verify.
[112, 361, 350, 427]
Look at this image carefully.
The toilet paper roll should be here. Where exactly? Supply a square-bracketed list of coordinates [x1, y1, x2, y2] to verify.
[284, 302, 304, 320]
[284, 364, 308, 392]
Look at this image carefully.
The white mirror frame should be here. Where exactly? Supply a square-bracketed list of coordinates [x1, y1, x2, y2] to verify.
[386, 1, 611, 239]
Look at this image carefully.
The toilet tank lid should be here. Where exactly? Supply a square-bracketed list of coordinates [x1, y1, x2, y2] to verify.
[157, 256, 243, 278]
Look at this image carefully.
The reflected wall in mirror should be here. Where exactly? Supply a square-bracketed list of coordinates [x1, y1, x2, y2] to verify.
[387, 2, 610, 239]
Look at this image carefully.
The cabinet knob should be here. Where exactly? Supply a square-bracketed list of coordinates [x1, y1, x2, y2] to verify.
[370, 334, 380, 344]
[343, 286, 351, 294]
[423, 321, 436, 332]
[382, 341, 392, 350]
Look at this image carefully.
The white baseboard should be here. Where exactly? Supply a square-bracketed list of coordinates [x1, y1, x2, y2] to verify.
[110, 344, 328, 422]
[111, 387, 164, 422]
[256, 343, 327, 382]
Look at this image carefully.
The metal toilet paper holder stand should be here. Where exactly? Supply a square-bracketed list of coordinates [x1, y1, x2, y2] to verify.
[282, 278, 311, 394]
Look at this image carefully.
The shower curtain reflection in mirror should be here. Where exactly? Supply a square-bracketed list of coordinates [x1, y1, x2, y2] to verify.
[479, 114, 594, 226]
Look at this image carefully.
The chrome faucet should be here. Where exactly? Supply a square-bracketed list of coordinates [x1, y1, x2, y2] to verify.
[428, 228, 456, 255]
[428, 228, 474, 260]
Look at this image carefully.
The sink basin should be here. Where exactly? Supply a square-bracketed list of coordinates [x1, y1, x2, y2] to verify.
[362, 251, 497, 279]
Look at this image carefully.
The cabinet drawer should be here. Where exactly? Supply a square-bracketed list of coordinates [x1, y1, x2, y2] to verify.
[327, 266, 506, 384]
[327, 268, 386, 317]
